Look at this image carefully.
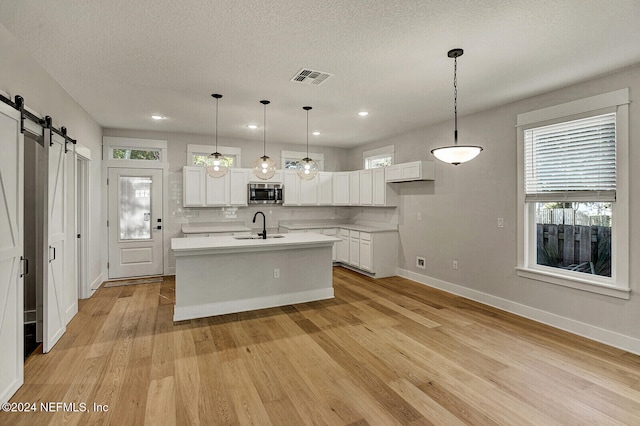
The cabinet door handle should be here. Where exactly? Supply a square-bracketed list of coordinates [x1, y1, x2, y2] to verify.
[49, 246, 56, 263]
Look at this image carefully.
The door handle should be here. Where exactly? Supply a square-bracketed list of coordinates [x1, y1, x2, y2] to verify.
[20, 256, 28, 277]
[49, 245, 56, 263]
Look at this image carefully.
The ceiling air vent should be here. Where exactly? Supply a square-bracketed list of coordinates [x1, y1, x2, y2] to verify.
[290, 68, 333, 86]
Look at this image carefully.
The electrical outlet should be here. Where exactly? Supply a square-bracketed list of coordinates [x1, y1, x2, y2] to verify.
[416, 256, 426, 269]
[452, 260, 458, 270]
[417, 213, 422, 221]
[497, 217, 504, 228]
[273, 268, 280, 278]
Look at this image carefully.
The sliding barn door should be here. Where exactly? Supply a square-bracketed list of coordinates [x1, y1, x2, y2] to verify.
[44, 130, 66, 353]
[0, 102, 24, 404]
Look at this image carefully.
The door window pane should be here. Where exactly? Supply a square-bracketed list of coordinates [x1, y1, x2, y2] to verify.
[119, 176, 152, 240]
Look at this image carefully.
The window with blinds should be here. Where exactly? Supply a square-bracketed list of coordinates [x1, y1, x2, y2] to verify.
[524, 113, 616, 202]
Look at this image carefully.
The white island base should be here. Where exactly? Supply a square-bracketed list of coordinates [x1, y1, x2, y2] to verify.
[171, 233, 340, 321]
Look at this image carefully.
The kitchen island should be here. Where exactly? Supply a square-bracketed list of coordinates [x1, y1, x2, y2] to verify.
[171, 233, 340, 321]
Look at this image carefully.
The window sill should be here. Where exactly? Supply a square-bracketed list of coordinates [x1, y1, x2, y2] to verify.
[516, 267, 630, 299]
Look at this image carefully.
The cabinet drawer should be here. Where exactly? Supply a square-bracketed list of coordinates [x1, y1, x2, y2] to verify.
[359, 232, 371, 241]
[340, 229, 350, 237]
[349, 230, 360, 238]
[322, 228, 337, 236]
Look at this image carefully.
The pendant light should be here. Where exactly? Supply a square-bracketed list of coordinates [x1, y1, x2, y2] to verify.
[296, 106, 318, 180]
[252, 100, 277, 180]
[206, 93, 228, 178]
[431, 48, 483, 165]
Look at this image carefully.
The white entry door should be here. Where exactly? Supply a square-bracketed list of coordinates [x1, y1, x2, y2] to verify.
[45, 131, 67, 353]
[108, 168, 163, 279]
[0, 102, 24, 404]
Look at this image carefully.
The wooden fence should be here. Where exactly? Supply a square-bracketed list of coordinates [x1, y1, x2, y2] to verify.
[536, 224, 611, 276]
[536, 208, 610, 226]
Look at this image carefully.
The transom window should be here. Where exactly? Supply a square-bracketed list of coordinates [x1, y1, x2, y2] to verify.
[363, 145, 394, 169]
[111, 148, 161, 161]
[281, 150, 325, 171]
[187, 144, 241, 168]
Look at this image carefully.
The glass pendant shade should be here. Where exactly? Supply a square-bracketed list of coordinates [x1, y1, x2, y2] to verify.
[297, 106, 318, 180]
[296, 157, 318, 180]
[206, 152, 229, 178]
[431, 145, 483, 166]
[206, 93, 228, 178]
[253, 100, 276, 180]
[252, 155, 276, 180]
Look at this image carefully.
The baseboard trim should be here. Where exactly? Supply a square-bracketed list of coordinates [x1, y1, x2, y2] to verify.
[396, 268, 640, 356]
[173, 287, 335, 322]
[65, 302, 78, 324]
[88, 274, 103, 298]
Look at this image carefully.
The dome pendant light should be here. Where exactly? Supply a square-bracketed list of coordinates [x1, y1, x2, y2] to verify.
[431, 49, 483, 165]
[206, 93, 229, 178]
[296, 106, 318, 180]
[252, 100, 277, 180]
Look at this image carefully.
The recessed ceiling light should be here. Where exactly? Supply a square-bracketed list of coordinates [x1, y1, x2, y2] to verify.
[151, 115, 165, 120]
[312, 131, 320, 136]
[247, 124, 259, 129]
[358, 111, 369, 117]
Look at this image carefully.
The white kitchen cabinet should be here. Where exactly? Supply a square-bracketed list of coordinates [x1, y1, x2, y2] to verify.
[358, 232, 372, 272]
[183, 166, 247, 207]
[183, 166, 207, 207]
[229, 168, 248, 206]
[332, 172, 350, 205]
[372, 167, 398, 206]
[336, 228, 397, 277]
[349, 230, 360, 267]
[349, 171, 360, 205]
[360, 169, 373, 205]
[385, 161, 435, 182]
[205, 173, 230, 206]
[339, 229, 350, 263]
[283, 170, 300, 205]
[300, 175, 318, 205]
[317, 172, 333, 205]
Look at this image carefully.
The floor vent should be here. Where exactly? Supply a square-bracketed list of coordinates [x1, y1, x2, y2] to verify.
[290, 68, 333, 86]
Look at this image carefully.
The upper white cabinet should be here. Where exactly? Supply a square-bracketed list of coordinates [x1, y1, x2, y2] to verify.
[229, 169, 248, 206]
[359, 170, 373, 206]
[183, 166, 247, 207]
[283, 170, 300, 205]
[385, 161, 435, 182]
[183, 166, 206, 207]
[349, 171, 360, 205]
[283, 171, 332, 206]
[332, 172, 350, 205]
[317, 172, 333, 205]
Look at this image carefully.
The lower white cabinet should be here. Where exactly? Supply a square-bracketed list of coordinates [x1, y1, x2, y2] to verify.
[349, 230, 360, 267]
[358, 232, 372, 272]
[338, 228, 397, 277]
[338, 229, 350, 263]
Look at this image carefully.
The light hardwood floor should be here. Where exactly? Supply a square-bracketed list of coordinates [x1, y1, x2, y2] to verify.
[2, 267, 640, 425]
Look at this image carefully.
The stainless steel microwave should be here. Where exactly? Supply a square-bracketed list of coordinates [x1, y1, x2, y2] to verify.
[248, 183, 283, 204]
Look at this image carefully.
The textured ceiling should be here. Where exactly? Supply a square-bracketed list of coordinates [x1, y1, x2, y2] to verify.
[1, 0, 639, 148]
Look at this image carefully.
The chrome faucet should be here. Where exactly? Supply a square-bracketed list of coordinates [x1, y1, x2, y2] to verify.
[252, 211, 267, 239]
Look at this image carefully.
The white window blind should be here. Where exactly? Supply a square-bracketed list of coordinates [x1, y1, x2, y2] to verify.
[524, 113, 616, 202]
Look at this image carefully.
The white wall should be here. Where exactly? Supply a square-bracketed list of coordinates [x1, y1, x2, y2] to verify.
[0, 24, 103, 296]
[347, 64, 640, 351]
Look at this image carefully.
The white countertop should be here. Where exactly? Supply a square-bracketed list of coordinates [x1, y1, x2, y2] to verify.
[172, 232, 340, 255]
[181, 222, 252, 234]
[279, 222, 397, 233]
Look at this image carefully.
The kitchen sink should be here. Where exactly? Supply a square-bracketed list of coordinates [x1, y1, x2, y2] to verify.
[233, 234, 285, 240]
